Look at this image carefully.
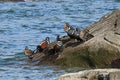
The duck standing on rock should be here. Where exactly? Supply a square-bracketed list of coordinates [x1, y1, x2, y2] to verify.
[24, 46, 34, 59]
[36, 37, 50, 54]
[53, 35, 63, 53]
[47, 35, 63, 55]
[64, 23, 83, 41]
[64, 23, 94, 42]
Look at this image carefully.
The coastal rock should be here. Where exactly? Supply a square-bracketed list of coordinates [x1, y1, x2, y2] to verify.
[109, 72, 120, 80]
[27, 10, 120, 68]
[54, 10, 120, 68]
[56, 69, 120, 80]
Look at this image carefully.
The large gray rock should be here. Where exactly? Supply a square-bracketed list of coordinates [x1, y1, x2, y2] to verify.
[85, 9, 120, 51]
[109, 72, 120, 80]
[55, 10, 120, 68]
[56, 69, 120, 80]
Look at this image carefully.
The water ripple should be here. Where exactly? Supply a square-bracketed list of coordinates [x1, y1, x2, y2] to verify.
[0, 0, 120, 80]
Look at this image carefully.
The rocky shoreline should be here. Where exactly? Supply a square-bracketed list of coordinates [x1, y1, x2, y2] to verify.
[25, 9, 120, 68]
[21, 9, 120, 80]
[55, 10, 120, 80]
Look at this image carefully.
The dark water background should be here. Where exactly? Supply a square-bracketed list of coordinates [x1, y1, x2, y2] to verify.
[0, 0, 120, 80]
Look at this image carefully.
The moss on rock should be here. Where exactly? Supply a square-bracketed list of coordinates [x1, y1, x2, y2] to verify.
[55, 45, 120, 68]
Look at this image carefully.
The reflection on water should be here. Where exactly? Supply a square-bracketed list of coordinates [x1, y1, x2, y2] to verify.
[0, 0, 120, 80]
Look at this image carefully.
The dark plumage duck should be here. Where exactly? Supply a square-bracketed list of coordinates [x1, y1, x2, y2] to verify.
[56, 35, 61, 41]
[64, 23, 82, 41]
[36, 37, 50, 53]
[53, 35, 63, 53]
[64, 23, 94, 42]
[47, 35, 63, 55]
[24, 46, 34, 59]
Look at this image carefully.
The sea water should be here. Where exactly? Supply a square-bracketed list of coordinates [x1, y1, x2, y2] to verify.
[0, 0, 120, 80]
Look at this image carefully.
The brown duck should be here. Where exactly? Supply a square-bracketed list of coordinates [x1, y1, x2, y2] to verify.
[24, 46, 34, 59]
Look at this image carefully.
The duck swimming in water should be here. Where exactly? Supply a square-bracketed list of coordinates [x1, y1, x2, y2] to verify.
[24, 46, 34, 59]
